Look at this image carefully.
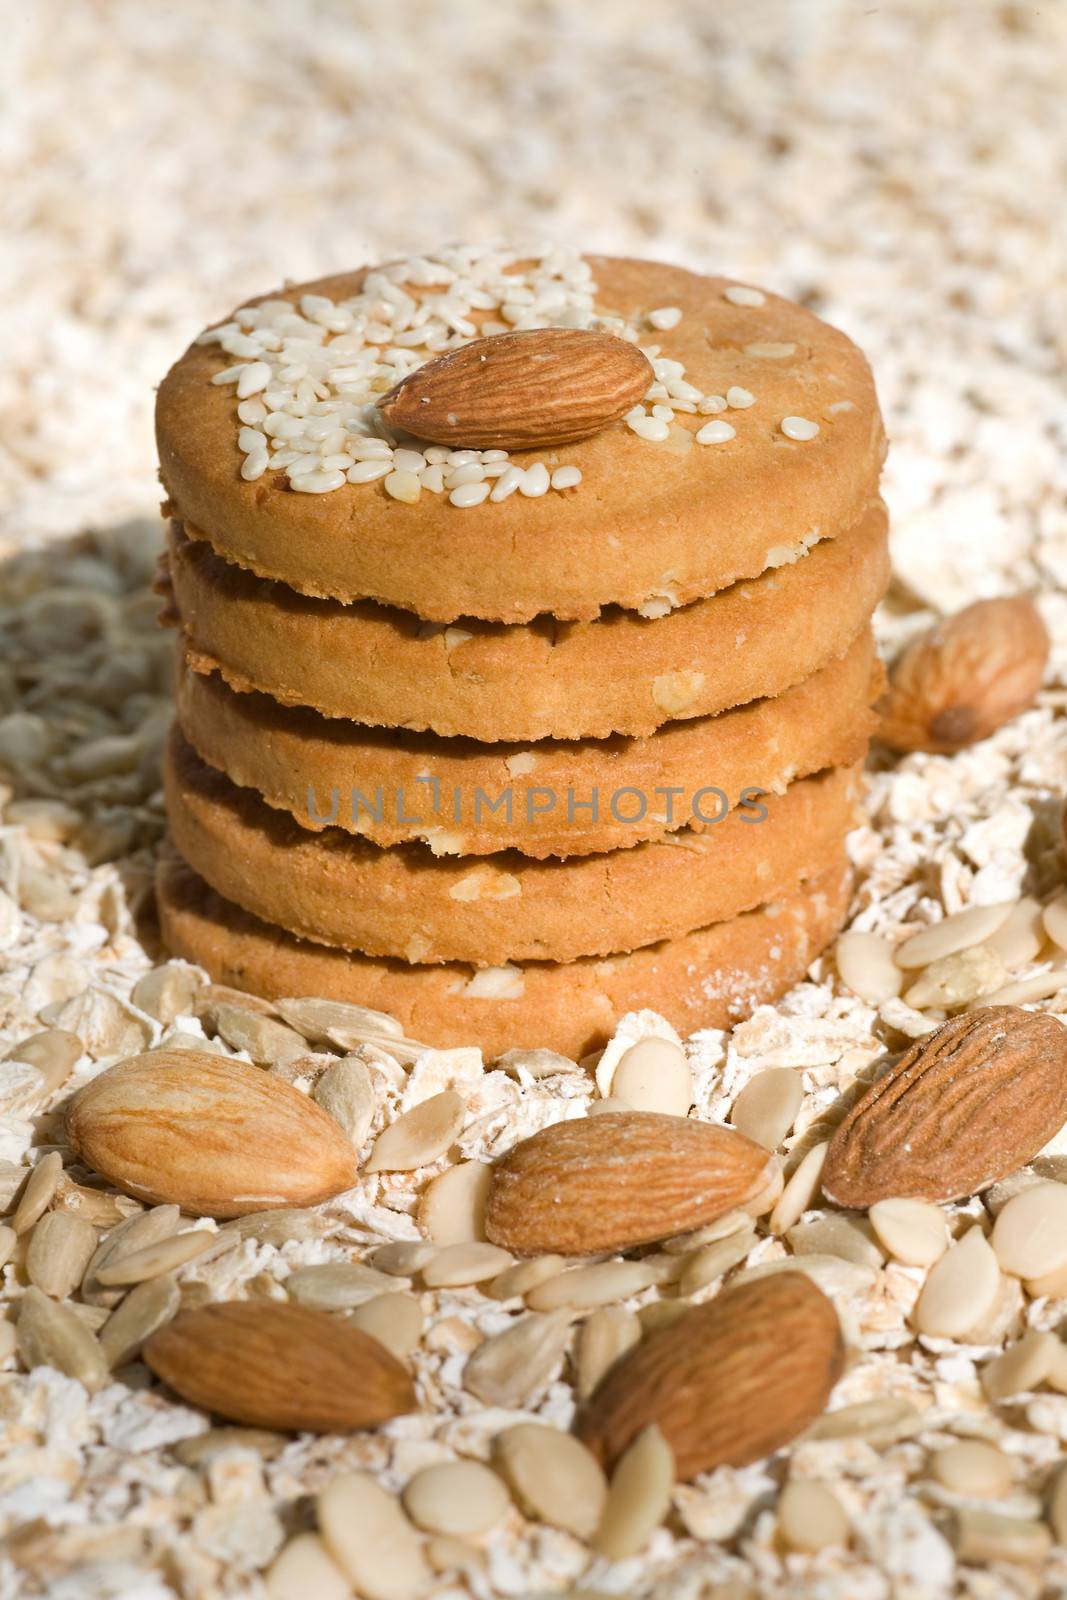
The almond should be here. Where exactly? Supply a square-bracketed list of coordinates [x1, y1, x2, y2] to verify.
[484, 1111, 776, 1256]
[878, 596, 1048, 754]
[66, 1049, 358, 1218]
[822, 1006, 1067, 1208]
[143, 1301, 416, 1432]
[574, 1273, 844, 1480]
[377, 328, 652, 450]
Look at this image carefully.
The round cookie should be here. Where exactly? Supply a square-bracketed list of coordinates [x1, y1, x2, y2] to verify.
[156, 252, 885, 624]
[175, 629, 881, 857]
[163, 502, 889, 742]
[156, 847, 854, 1060]
[164, 726, 861, 966]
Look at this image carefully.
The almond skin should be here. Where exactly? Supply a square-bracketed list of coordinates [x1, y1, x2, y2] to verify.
[484, 1111, 776, 1256]
[878, 596, 1048, 753]
[144, 1302, 416, 1432]
[822, 1006, 1067, 1208]
[377, 328, 653, 449]
[66, 1049, 358, 1218]
[575, 1273, 844, 1480]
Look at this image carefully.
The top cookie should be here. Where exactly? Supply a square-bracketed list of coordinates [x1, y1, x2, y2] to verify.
[157, 247, 885, 624]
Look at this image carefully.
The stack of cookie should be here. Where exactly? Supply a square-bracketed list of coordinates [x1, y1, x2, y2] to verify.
[154, 247, 888, 1057]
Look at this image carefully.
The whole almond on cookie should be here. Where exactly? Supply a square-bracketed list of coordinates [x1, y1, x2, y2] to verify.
[378, 328, 653, 449]
[66, 1049, 358, 1217]
[822, 1007, 1067, 1208]
[484, 1111, 776, 1256]
[878, 596, 1048, 753]
[144, 1302, 415, 1432]
[575, 1273, 844, 1480]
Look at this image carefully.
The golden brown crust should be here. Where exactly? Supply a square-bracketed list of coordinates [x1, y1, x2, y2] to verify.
[155, 846, 854, 1060]
[164, 503, 889, 742]
[156, 256, 886, 623]
[163, 726, 861, 965]
[174, 629, 881, 857]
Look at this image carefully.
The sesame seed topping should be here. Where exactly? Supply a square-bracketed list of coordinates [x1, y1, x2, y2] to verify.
[726, 386, 756, 409]
[551, 465, 582, 490]
[695, 420, 736, 444]
[449, 480, 491, 508]
[648, 306, 683, 330]
[781, 415, 820, 441]
[724, 285, 766, 307]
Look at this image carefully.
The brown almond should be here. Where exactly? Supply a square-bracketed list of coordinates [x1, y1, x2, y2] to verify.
[143, 1301, 415, 1432]
[484, 1111, 775, 1256]
[878, 596, 1048, 754]
[575, 1273, 844, 1480]
[822, 1007, 1067, 1208]
[377, 328, 652, 450]
[66, 1049, 358, 1218]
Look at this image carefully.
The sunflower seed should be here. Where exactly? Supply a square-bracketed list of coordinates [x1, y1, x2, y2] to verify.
[17, 1286, 108, 1391]
[100, 1273, 181, 1367]
[312, 1057, 375, 1144]
[221, 1208, 333, 1245]
[677, 1224, 757, 1295]
[402, 1461, 510, 1537]
[526, 1260, 658, 1312]
[929, 1440, 1014, 1496]
[421, 1242, 512, 1288]
[26, 1212, 98, 1298]
[487, 1254, 566, 1301]
[463, 1311, 573, 1407]
[809, 1396, 922, 1444]
[948, 1507, 1050, 1565]
[286, 1262, 405, 1309]
[787, 1214, 884, 1271]
[418, 1160, 492, 1243]
[212, 1003, 307, 1067]
[778, 1480, 850, 1551]
[493, 1424, 607, 1539]
[131, 963, 203, 1024]
[372, 1241, 438, 1277]
[575, 1305, 642, 1398]
[364, 1091, 465, 1173]
[52, 1174, 138, 1228]
[11, 1151, 63, 1234]
[348, 1292, 423, 1360]
[318, 1474, 430, 1599]
[595, 1423, 673, 1559]
[265, 1533, 350, 1600]
[173, 1428, 287, 1466]
[275, 995, 405, 1047]
[94, 1226, 218, 1286]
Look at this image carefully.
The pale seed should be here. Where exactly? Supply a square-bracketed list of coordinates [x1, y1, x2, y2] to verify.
[677, 1226, 756, 1296]
[100, 1274, 181, 1367]
[52, 1175, 136, 1228]
[463, 1310, 573, 1408]
[787, 1214, 883, 1271]
[834, 930, 903, 1003]
[637, 1298, 693, 1334]
[402, 1461, 510, 1537]
[372, 1241, 438, 1277]
[425, 1535, 485, 1573]
[949, 1507, 1051, 1565]
[526, 1260, 657, 1312]
[575, 1305, 643, 1399]
[1049, 1463, 1067, 1544]
[0, 1321, 15, 1364]
[493, 1423, 607, 1539]
[17, 1286, 108, 1392]
[983, 897, 1044, 968]
[421, 1242, 512, 1288]
[221, 1208, 332, 1245]
[275, 995, 405, 1047]
[82, 1204, 183, 1306]
[731, 1068, 803, 1150]
[902, 946, 1006, 1010]
[212, 1002, 308, 1067]
[914, 1227, 1000, 1339]
[610, 1037, 692, 1117]
[487, 1254, 566, 1301]
[266, 1533, 350, 1600]
[286, 1262, 404, 1310]
[662, 1209, 752, 1254]
[313, 1057, 376, 1145]
[768, 1143, 828, 1234]
[778, 1480, 850, 1551]
[364, 1091, 466, 1173]
[0, 1225, 16, 1269]
[348, 1292, 423, 1360]
[977, 969, 1067, 1007]
[131, 963, 203, 1025]
[25, 1212, 97, 1298]
[868, 1197, 948, 1266]
[172, 1428, 287, 1466]
[981, 1330, 1062, 1400]
[929, 1440, 1014, 1497]
[809, 1396, 922, 1445]
[419, 1160, 492, 1244]
[95, 1227, 219, 1286]
[11, 1151, 63, 1234]
[318, 1473, 430, 1600]
[1043, 893, 1067, 952]
[991, 1182, 1067, 1279]
[595, 1423, 673, 1559]
[894, 903, 1016, 968]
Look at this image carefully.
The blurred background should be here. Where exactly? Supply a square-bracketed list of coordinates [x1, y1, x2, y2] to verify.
[1, 0, 1065, 612]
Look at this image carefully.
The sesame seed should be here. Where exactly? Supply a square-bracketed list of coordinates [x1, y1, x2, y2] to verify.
[384, 469, 422, 502]
[551, 466, 582, 490]
[489, 465, 525, 502]
[724, 285, 766, 307]
[648, 306, 683, 330]
[237, 426, 265, 454]
[392, 448, 427, 474]
[698, 395, 728, 413]
[347, 459, 392, 484]
[235, 361, 272, 398]
[290, 469, 346, 493]
[781, 415, 820, 441]
[726, 386, 756, 408]
[449, 481, 491, 508]
[627, 413, 671, 442]
[419, 464, 446, 493]
[695, 420, 736, 444]
[240, 449, 268, 481]
[519, 462, 551, 497]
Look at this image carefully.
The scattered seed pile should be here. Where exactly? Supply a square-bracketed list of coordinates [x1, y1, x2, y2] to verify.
[3, 3, 1067, 1597]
